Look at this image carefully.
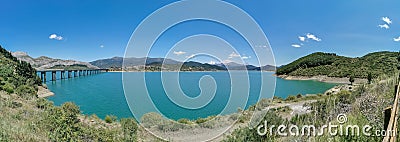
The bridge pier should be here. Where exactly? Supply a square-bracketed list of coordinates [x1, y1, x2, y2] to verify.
[61, 71, 65, 79]
[52, 71, 56, 81]
[37, 69, 106, 83]
[68, 71, 72, 78]
[40, 72, 46, 82]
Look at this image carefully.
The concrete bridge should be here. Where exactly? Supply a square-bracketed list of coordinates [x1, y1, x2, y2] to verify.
[37, 69, 109, 82]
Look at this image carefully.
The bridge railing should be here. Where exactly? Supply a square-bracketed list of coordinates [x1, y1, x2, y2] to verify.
[37, 69, 108, 82]
[382, 75, 400, 142]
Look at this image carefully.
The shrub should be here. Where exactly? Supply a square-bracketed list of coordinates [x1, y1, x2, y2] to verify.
[2, 82, 14, 94]
[105, 115, 117, 124]
[47, 102, 81, 141]
[285, 95, 297, 101]
[177, 118, 192, 124]
[36, 98, 53, 110]
[15, 85, 37, 99]
[195, 117, 208, 124]
[120, 118, 138, 141]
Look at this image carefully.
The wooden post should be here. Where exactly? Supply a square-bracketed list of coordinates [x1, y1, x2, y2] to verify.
[384, 106, 392, 131]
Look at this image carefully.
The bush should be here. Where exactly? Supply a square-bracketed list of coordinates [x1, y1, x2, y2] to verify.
[47, 102, 81, 141]
[15, 85, 37, 99]
[120, 118, 138, 141]
[285, 95, 297, 101]
[36, 98, 53, 110]
[177, 118, 192, 124]
[1, 82, 14, 94]
[105, 115, 117, 124]
[195, 117, 208, 124]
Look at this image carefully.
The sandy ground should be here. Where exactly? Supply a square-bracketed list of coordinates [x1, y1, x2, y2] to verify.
[278, 75, 367, 84]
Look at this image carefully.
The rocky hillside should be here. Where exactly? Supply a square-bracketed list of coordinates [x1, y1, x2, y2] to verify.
[12, 51, 99, 70]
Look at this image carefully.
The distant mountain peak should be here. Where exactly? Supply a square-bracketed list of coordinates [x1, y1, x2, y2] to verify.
[11, 51, 29, 57]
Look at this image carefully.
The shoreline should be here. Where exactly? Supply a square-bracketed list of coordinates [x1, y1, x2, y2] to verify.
[107, 70, 276, 73]
[37, 85, 55, 98]
[277, 75, 368, 84]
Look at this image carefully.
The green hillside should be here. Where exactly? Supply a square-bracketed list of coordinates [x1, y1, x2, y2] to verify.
[0, 46, 41, 96]
[277, 51, 400, 78]
[0, 45, 140, 141]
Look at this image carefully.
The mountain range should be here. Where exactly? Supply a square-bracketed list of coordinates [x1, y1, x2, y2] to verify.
[12, 52, 98, 70]
[90, 56, 276, 71]
[11, 51, 276, 71]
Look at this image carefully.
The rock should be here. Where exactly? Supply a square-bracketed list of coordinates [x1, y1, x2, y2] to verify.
[37, 86, 55, 98]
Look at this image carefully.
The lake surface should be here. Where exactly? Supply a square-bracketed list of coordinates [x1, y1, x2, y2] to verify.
[45, 72, 337, 120]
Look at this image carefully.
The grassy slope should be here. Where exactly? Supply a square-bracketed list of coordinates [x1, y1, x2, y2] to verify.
[0, 45, 146, 141]
[223, 74, 399, 141]
[277, 51, 399, 78]
[224, 51, 400, 141]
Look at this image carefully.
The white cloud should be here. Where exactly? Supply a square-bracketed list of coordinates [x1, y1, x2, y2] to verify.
[382, 17, 392, 25]
[228, 52, 241, 59]
[242, 56, 250, 59]
[298, 36, 306, 42]
[306, 33, 321, 42]
[173, 51, 186, 55]
[100, 44, 104, 48]
[378, 24, 390, 29]
[394, 36, 400, 42]
[291, 44, 301, 48]
[49, 33, 63, 40]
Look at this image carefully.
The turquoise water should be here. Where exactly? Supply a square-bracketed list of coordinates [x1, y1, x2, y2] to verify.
[46, 72, 337, 120]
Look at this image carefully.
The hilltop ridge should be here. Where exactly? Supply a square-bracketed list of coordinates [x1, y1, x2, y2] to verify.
[277, 51, 399, 78]
[90, 56, 276, 71]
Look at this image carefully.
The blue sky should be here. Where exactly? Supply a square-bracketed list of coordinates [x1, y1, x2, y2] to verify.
[0, 0, 399, 66]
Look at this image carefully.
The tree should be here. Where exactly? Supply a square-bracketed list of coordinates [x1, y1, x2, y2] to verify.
[397, 51, 400, 70]
[367, 72, 372, 84]
[349, 76, 355, 85]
